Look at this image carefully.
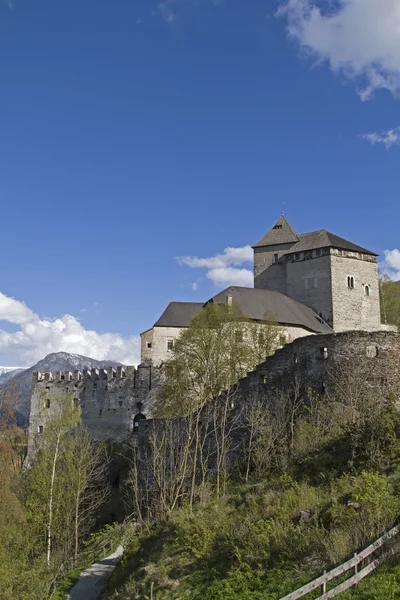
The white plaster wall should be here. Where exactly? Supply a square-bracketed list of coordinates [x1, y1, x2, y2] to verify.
[142, 326, 184, 366]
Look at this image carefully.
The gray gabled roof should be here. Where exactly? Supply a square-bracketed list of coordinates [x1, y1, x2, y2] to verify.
[154, 302, 204, 328]
[209, 287, 332, 334]
[253, 215, 299, 248]
[287, 230, 377, 256]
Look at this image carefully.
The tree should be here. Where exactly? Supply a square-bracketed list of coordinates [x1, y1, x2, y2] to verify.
[152, 303, 281, 506]
[156, 302, 281, 418]
[380, 276, 400, 328]
[26, 394, 110, 569]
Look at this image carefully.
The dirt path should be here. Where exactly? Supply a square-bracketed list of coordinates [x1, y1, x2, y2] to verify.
[66, 544, 124, 600]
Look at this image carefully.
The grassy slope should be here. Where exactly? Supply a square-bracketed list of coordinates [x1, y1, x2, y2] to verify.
[104, 465, 400, 600]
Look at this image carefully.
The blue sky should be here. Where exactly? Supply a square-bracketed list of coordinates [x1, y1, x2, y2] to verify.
[0, 0, 399, 366]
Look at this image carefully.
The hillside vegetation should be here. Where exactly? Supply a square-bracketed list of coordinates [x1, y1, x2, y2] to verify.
[104, 298, 400, 600]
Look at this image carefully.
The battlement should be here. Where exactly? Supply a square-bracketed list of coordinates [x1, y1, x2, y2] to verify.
[33, 364, 143, 383]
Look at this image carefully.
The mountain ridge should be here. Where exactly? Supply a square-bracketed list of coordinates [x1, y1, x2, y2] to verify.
[0, 352, 123, 426]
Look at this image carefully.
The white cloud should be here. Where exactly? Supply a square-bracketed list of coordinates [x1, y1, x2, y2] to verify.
[278, 0, 400, 99]
[0, 292, 140, 367]
[362, 127, 400, 149]
[158, 1, 176, 23]
[380, 249, 400, 280]
[177, 245, 254, 288]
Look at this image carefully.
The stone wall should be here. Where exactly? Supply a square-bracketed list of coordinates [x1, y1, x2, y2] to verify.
[28, 364, 163, 457]
[286, 251, 333, 325]
[330, 250, 381, 332]
[232, 330, 400, 409]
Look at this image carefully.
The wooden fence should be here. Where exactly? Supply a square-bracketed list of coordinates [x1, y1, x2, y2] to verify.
[279, 523, 400, 600]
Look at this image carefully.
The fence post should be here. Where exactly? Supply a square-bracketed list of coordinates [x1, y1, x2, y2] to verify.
[354, 553, 358, 577]
[320, 570, 327, 594]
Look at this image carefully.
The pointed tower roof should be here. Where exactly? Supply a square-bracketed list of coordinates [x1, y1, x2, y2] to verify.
[252, 215, 299, 248]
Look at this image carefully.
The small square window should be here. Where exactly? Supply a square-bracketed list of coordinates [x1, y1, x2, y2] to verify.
[146, 342, 152, 349]
[38, 425, 44, 434]
[167, 340, 174, 351]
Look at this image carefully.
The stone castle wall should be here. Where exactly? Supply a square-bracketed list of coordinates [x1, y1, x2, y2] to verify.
[28, 332, 400, 455]
[330, 251, 381, 332]
[238, 330, 400, 401]
[286, 251, 333, 326]
[28, 364, 163, 451]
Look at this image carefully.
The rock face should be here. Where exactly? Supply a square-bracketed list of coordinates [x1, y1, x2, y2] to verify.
[0, 352, 122, 426]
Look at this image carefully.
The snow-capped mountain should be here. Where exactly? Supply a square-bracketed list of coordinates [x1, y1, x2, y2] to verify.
[0, 352, 123, 426]
[0, 366, 24, 386]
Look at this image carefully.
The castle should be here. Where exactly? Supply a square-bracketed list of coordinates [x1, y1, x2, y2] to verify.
[28, 216, 397, 445]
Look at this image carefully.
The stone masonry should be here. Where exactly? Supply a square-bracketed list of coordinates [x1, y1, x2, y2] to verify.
[28, 364, 162, 450]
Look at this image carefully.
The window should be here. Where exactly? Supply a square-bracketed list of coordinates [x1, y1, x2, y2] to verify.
[305, 277, 318, 289]
[295, 252, 300, 260]
[38, 425, 44, 434]
[347, 276, 355, 289]
[167, 340, 174, 351]
[315, 248, 321, 257]
[273, 224, 282, 230]
[46, 398, 50, 409]
[146, 341, 152, 349]
[320, 347, 329, 360]
[365, 285, 371, 297]
[273, 253, 279, 264]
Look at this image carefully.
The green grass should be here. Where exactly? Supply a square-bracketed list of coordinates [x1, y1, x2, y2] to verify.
[104, 471, 400, 600]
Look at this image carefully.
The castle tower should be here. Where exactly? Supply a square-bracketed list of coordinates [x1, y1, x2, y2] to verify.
[254, 218, 382, 333]
[253, 215, 299, 293]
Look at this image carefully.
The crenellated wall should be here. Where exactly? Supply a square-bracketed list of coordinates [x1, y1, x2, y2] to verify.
[28, 364, 163, 457]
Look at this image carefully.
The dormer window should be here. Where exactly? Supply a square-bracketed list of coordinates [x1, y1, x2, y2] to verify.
[273, 224, 282, 230]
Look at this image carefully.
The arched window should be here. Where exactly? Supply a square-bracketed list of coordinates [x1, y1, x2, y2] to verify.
[347, 276, 355, 289]
[133, 412, 146, 431]
[365, 285, 371, 297]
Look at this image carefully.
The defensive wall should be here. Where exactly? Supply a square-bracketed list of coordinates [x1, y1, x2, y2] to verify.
[234, 330, 400, 408]
[28, 331, 400, 454]
[28, 364, 163, 449]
